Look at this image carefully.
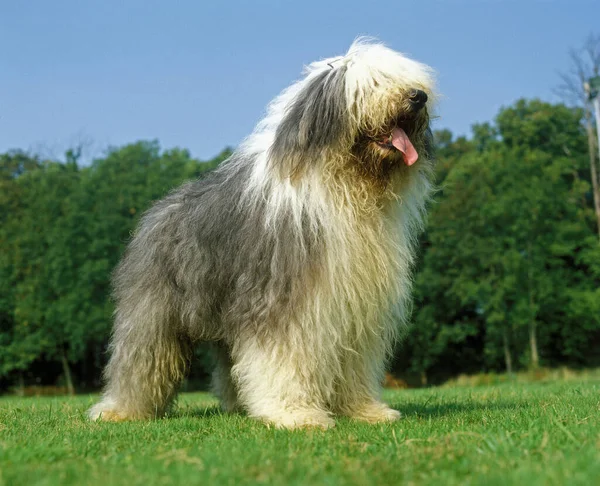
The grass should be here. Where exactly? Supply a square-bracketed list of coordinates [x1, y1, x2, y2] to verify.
[443, 367, 600, 388]
[1, 379, 599, 486]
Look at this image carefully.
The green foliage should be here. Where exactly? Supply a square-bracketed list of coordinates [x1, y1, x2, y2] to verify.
[402, 99, 600, 380]
[1, 381, 599, 485]
[0, 143, 225, 385]
[1, 98, 599, 390]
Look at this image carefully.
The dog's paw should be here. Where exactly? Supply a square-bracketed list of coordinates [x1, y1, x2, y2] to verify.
[218, 397, 242, 414]
[345, 402, 402, 424]
[373, 407, 402, 423]
[88, 400, 129, 422]
[262, 410, 335, 430]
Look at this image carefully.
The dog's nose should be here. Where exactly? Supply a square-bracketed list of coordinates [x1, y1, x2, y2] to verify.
[409, 89, 428, 110]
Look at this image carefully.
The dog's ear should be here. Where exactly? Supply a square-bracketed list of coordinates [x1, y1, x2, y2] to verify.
[270, 66, 348, 179]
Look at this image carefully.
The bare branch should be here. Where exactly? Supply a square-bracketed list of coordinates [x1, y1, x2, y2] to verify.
[556, 33, 600, 241]
[555, 34, 600, 107]
[584, 34, 600, 76]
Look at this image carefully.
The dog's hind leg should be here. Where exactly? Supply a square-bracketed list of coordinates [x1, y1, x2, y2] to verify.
[89, 301, 192, 422]
[211, 344, 241, 413]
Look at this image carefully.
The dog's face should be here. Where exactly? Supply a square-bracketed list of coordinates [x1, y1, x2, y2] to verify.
[268, 40, 436, 185]
[350, 87, 433, 182]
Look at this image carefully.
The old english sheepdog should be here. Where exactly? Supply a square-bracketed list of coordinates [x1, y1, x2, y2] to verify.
[89, 39, 437, 429]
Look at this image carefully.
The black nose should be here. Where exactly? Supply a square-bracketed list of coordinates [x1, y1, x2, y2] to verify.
[409, 89, 428, 110]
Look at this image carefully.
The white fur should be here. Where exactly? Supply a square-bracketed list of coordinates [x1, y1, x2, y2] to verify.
[89, 39, 437, 429]
[229, 39, 435, 427]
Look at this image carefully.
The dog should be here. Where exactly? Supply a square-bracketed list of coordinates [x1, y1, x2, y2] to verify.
[89, 39, 436, 429]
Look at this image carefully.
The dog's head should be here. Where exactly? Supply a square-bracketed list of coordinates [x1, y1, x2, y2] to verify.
[268, 39, 436, 185]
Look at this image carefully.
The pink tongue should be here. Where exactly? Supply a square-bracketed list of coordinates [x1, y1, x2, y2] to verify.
[391, 127, 418, 166]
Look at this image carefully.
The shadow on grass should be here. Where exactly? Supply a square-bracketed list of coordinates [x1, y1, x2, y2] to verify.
[174, 405, 243, 420]
[176, 400, 521, 421]
[389, 400, 521, 418]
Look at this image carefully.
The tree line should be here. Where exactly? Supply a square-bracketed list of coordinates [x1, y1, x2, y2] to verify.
[399, 99, 600, 384]
[1, 97, 599, 392]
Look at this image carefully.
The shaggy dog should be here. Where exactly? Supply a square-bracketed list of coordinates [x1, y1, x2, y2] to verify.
[89, 39, 436, 429]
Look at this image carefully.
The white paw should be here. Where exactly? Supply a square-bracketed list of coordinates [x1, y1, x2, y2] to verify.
[380, 407, 402, 422]
[347, 402, 402, 423]
[262, 410, 335, 430]
[88, 400, 128, 422]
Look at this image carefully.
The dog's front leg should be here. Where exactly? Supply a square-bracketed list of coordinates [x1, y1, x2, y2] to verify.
[231, 334, 335, 430]
[332, 335, 401, 424]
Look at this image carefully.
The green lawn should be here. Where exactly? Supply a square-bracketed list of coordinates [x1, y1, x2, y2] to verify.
[1, 380, 599, 486]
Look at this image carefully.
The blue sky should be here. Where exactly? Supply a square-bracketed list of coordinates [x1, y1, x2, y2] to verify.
[1, 0, 598, 162]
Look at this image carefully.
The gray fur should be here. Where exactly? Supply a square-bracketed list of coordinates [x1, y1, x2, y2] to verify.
[97, 156, 324, 418]
[118, 157, 322, 341]
[89, 40, 437, 428]
[270, 67, 348, 176]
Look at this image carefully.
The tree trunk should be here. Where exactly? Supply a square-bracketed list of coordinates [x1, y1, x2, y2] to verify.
[584, 106, 600, 241]
[503, 328, 513, 375]
[16, 372, 25, 396]
[61, 348, 75, 396]
[528, 320, 540, 370]
[527, 240, 540, 370]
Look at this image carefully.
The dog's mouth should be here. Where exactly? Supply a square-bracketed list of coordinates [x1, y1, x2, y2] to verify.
[374, 126, 418, 166]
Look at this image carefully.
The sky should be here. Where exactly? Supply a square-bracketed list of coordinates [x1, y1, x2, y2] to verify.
[1, 0, 599, 162]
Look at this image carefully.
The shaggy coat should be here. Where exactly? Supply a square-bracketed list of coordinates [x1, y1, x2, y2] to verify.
[90, 39, 436, 429]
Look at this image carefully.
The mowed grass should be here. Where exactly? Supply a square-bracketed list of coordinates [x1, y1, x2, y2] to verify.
[1, 379, 599, 486]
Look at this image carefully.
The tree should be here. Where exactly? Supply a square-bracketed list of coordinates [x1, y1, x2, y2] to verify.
[406, 100, 600, 377]
[0, 152, 43, 386]
[557, 34, 600, 240]
[398, 131, 487, 383]
[0, 142, 227, 391]
[0, 156, 82, 392]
